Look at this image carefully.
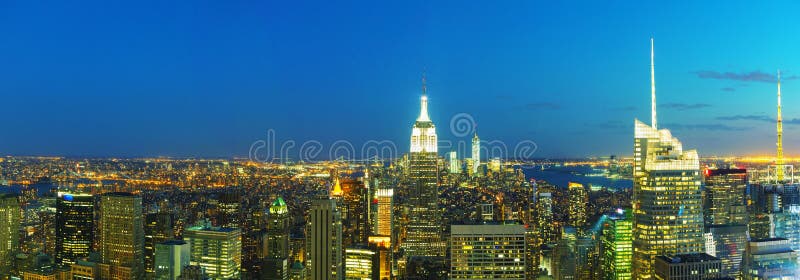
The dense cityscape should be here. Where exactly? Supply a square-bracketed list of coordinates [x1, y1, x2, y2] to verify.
[4, 1, 800, 280]
[1, 37, 799, 280]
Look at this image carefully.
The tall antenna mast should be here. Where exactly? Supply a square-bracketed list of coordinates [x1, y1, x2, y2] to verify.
[651, 37, 657, 129]
[777, 70, 784, 182]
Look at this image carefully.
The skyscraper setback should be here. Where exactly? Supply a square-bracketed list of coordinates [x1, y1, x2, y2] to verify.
[632, 39, 705, 279]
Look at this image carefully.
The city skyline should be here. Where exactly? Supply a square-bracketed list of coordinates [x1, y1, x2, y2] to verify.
[2, 1, 800, 158]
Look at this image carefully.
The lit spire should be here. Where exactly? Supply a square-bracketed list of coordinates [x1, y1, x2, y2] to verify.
[651, 37, 657, 130]
[417, 72, 431, 122]
[777, 70, 784, 181]
[331, 176, 343, 197]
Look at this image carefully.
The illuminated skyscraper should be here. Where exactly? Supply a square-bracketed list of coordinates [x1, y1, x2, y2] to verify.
[448, 151, 460, 174]
[632, 39, 704, 279]
[536, 192, 557, 245]
[403, 76, 445, 258]
[154, 240, 190, 280]
[601, 209, 633, 280]
[54, 192, 93, 267]
[449, 224, 526, 279]
[367, 236, 392, 280]
[265, 197, 290, 280]
[340, 177, 369, 247]
[472, 132, 480, 176]
[99, 192, 145, 280]
[0, 194, 20, 277]
[307, 196, 343, 280]
[184, 223, 242, 279]
[568, 182, 588, 230]
[375, 189, 393, 237]
[704, 225, 747, 278]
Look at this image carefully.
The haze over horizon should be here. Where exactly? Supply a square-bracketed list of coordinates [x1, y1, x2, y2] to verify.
[2, 1, 800, 158]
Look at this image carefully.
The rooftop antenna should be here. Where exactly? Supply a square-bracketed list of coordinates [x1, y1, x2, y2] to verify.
[651, 37, 657, 130]
[777, 70, 784, 182]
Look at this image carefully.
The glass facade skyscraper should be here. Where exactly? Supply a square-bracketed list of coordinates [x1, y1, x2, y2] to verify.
[602, 210, 633, 280]
[54, 192, 93, 267]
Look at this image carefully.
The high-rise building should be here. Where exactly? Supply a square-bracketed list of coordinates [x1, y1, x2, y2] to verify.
[703, 168, 748, 226]
[154, 240, 190, 280]
[367, 236, 392, 280]
[472, 132, 480, 176]
[184, 223, 242, 279]
[448, 151, 460, 174]
[449, 224, 526, 279]
[632, 39, 704, 279]
[742, 238, 798, 280]
[568, 182, 588, 230]
[601, 209, 633, 280]
[653, 253, 721, 280]
[403, 77, 445, 258]
[704, 225, 747, 278]
[0, 194, 20, 277]
[344, 246, 379, 280]
[54, 192, 93, 267]
[536, 192, 557, 245]
[306, 196, 343, 280]
[375, 188, 392, 237]
[145, 212, 174, 276]
[99, 192, 145, 280]
[264, 197, 290, 280]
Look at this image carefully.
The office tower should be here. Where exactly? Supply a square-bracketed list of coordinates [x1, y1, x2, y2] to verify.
[743, 238, 798, 280]
[632, 38, 704, 279]
[774, 207, 800, 264]
[375, 189, 393, 237]
[154, 240, 190, 280]
[145, 212, 174, 276]
[72, 259, 101, 279]
[38, 207, 56, 256]
[653, 254, 722, 280]
[242, 198, 267, 278]
[345, 246, 379, 280]
[472, 132, 480, 176]
[748, 184, 779, 239]
[367, 236, 391, 280]
[264, 197, 290, 280]
[450, 224, 526, 279]
[704, 225, 747, 278]
[601, 209, 633, 280]
[54, 192, 93, 267]
[340, 177, 369, 247]
[536, 192, 557, 245]
[403, 77, 445, 258]
[306, 196, 343, 280]
[184, 224, 242, 279]
[489, 158, 501, 173]
[568, 182, 588, 230]
[553, 227, 594, 280]
[100, 192, 145, 280]
[448, 151, 460, 174]
[703, 168, 748, 226]
[0, 194, 20, 277]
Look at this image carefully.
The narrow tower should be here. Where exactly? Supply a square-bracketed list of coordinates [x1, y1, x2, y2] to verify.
[651, 37, 657, 129]
[777, 70, 784, 182]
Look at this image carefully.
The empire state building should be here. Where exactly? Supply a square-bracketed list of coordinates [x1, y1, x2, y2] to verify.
[402, 78, 445, 259]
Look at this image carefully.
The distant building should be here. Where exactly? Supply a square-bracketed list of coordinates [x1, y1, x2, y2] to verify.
[145, 212, 174, 276]
[154, 240, 190, 280]
[99, 192, 144, 280]
[743, 238, 798, 280]
[601, 209, 633, 280]
[0, 194, 20, 277]
[653, 253, 722, 280]
[184, 224, 242, 279]
[472, 132, 480, 176]
[450, 224, 526, 279]
[54, 192, 93, 267]
[568, 182, 588, 230]
[306, 196, 343, 280]
[448, 151, 460, 174]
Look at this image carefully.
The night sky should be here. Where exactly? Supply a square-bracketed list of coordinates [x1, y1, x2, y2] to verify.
[2, 1, 799, 158]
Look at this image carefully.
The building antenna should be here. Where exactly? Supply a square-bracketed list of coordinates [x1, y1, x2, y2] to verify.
[651, 37, 657, 130]
[777, 70, 784, 182]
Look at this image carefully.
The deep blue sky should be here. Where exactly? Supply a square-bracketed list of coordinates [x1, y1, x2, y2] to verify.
[2, 1, 799, 158]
